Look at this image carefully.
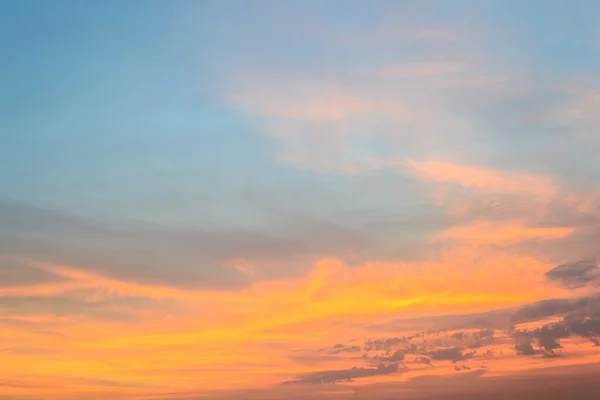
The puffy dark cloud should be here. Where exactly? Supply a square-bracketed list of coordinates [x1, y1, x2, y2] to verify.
[415, 356, 432, 365]
[514, 340, 538, 356]
[429, 347, 474, 362]
[545, 259, 600, 289]
[564, 315, 600, 338]
[375, 349, 406, 362]
[388, 350, 406, 362]
[511, 303, 600, 356]
[282, 363, 401, 385]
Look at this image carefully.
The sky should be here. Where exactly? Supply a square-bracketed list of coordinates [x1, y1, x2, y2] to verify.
[2, 0, 600, 399]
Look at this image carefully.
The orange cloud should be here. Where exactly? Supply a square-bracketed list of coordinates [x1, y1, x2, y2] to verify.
[0, 243, 582, 398]
[438, 220, 574, 244]
[400, 160, 558, 198]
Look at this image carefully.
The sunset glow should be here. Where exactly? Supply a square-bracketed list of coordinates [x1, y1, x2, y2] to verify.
[3, 1, 600, 399]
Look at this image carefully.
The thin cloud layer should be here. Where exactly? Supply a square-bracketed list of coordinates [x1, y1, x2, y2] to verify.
[1, 201, 368, 289]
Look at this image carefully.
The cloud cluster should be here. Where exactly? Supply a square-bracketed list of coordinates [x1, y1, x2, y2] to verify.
[287, 289, 600, 388]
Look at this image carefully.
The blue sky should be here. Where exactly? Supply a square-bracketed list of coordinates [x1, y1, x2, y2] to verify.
[3, 0, 600, 220]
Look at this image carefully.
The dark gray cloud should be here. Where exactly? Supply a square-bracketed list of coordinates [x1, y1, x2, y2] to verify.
[533, 324, 569, 352]
[514, 340, 538, 356]
[388, 349, 406, 362]
[545, 259, 600, 289]
[510, 296, 600, 324]
[564, 315, 600, 338]
[0, 201, 367, 289]
[429, 347, 474, 362]
[513, 324, 564, 356]
[375, 349, 406, 362]
[282, 363, 401, 385]
[511, 304, 600, 357]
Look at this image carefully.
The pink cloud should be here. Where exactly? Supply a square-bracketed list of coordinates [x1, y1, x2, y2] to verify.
[399, 160, 558, 199]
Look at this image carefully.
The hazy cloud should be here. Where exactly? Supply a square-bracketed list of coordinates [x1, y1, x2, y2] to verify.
[514, 340, 538, 356]
[0, 260, 67, 288]
[0, 202, 366, 289]
[511, 302, 600, 355]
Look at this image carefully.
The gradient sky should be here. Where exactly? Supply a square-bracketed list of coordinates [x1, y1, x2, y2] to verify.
[3, 1, 600, 399]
